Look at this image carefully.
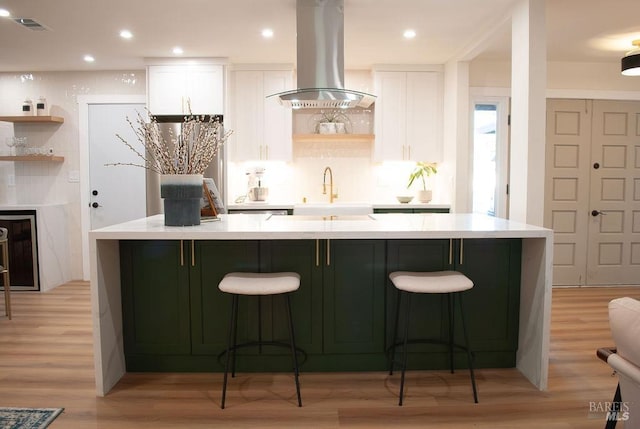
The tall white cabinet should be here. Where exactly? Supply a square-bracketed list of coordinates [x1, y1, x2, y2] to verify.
[147, 63, 224, 115]
[228, 68, 293, 162]
[373, 70, 442, 162]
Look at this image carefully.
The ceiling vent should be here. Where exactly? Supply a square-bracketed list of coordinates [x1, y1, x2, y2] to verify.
[12, 18, 50, 31]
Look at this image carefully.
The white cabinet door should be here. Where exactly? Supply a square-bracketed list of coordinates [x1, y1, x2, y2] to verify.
[374, 71, 442, 162]
[263, 71, 293, 161]
[229, 69, 292, 162]
[187, 65, 224, 115]
[374, 72, 407, 161]
[147, 66, 188, 115]
[230, 71, 263, 160]
[147, 64, 224, 115]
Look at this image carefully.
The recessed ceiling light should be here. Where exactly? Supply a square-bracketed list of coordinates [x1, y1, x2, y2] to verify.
[262, 28, 274, 38]
[172, 46, 183, 55]
[0, 8, 10, 17]
[120, 30, 133, 39]
[403, 29, 416, 39]
[83, 55, 95, 63]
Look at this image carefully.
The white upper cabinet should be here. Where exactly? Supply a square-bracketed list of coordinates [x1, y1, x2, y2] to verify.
[147, 64, 224, 115]
[373, 70, 442, 162]
[228, 68, 293, 162]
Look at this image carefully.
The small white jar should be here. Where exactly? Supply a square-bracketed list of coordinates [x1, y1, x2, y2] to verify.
[36, 97, 48, 116]
[22, 98, 34, 116]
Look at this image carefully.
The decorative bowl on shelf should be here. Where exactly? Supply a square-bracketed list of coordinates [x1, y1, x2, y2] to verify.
[396, 196, 413, 204]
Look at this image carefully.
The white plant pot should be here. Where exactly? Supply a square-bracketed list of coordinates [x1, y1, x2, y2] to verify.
[417, 190, 432, 203]
[318, 122, 337, 134]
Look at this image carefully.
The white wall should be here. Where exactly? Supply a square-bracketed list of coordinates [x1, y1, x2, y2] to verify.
[471, 60, 640, 92]
[0, 71, 145, 280]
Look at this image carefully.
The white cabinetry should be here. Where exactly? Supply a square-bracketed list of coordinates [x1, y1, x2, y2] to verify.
[147, 64, 224, 115]
[229, 69, 293, 162]
[374, 71, 442, 162]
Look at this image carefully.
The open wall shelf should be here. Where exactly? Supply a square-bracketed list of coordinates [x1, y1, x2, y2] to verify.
[0, 116, 64, 124]
[0, 155, 64, 162]
[293, 133, 374, 143]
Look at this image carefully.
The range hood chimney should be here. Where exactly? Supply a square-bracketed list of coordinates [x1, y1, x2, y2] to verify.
[268, 0, 375, 109]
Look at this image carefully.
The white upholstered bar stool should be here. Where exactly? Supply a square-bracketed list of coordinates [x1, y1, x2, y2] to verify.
[0, 227, 10, 320]
[218, 272, 302, 409]
[388, 270, 478, 405]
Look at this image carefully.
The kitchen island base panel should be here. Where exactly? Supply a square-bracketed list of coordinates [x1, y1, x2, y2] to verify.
[118, 238, 520, 374]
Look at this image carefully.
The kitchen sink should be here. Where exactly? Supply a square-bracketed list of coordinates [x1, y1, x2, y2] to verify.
[293, 202, 373, 216]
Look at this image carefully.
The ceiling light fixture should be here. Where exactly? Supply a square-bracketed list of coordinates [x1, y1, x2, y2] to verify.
[621, 39, 640, 76]
[403, 29, 416, 39]
[172, 46, 183, 55]
[120, 29, 133, 39]
[262, 28, 274, 38]
[0, 8, 10, 17]
[83, 55, 95, 63]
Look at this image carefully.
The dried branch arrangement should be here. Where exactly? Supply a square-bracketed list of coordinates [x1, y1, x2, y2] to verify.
[107, 110, 233, 175]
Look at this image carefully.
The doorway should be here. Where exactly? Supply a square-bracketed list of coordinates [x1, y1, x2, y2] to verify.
[545, 99, 640, 286]
[471, 96, 510, 218]
[78, 95, 147, 280]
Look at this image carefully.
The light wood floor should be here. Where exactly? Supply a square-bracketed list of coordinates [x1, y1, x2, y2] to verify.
[0, 282, 638, 428]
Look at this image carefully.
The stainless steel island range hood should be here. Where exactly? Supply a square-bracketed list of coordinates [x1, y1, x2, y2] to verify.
[269, 0, 376, 109]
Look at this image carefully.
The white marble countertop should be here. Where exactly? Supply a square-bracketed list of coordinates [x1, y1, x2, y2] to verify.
[90, 213, 551, 241]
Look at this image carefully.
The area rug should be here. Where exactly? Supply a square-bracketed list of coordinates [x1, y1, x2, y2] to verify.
[0, 408, 64, 429]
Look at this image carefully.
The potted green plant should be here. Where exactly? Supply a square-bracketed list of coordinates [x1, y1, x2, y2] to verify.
[407, 162, 437, 203]
[313, 109, 351, 134]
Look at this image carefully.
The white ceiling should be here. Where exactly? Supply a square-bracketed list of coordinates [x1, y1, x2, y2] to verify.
[0, 0, 639, 73]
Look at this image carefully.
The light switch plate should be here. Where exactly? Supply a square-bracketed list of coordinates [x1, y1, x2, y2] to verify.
[7, 174, 15, 186]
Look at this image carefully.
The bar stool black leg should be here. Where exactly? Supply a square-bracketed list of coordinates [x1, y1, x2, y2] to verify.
[448, 293, 455, 374]
[458, 293, 478, 403]
[389, 287, 402, 375]
[221, 294, 239, 409]
[231, 294, 239, 378]
[285, 294, 302, 407]
[258, 296, 263, 354]
[398, 291, 411, 406]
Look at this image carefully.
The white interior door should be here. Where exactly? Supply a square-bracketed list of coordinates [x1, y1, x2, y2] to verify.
[587, 100, 640, 285]
[545, 99, 592, 285]
[88, 103, 146, 230]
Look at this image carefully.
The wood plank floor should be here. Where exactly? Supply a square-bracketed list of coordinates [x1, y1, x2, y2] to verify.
[0, 282, 638, 428]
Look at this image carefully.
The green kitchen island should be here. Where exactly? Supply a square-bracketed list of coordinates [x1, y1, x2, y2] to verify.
[89, 213, 553, 396]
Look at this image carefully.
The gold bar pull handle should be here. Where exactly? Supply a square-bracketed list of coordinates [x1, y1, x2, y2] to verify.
[326, 239, 331, 266]
[191, 240, 195, 267]
[449, 238, 453, 265]
[459, 238, 464, 265]
[180, 240, 184, 266]
[315, 239, 320, 267]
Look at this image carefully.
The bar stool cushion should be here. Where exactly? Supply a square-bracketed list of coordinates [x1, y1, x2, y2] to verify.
[219, 272, 300, 296]
[389, 270, 473, 294]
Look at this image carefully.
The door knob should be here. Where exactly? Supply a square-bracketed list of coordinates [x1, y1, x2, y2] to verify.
[591, 210, 605, 217]
[91, 202, 100, 208]
[593, 162, 600, 169]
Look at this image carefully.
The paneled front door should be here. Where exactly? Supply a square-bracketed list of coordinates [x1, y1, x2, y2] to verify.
[586, 100, 640, 284]
[546, 99, 640, 286]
